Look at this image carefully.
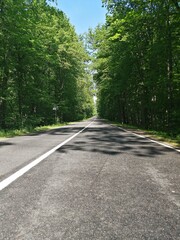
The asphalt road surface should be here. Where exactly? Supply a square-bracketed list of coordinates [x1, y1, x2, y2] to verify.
[0, 118, 180, 240]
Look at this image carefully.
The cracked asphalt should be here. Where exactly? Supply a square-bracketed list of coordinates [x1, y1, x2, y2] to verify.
[0, 118, 180, 240]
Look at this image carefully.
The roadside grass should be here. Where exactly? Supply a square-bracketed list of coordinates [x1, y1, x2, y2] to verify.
[0, 123, 68, 139]
[0, 116, 95, 139]
[108, 121, 180, 148]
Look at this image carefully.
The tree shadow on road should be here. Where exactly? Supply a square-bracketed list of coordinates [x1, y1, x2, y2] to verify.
[56, 124, 178, 158]
[0, 142, 14, 147]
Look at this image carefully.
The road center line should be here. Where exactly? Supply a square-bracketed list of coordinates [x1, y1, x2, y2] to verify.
[0, 121, 94, 191]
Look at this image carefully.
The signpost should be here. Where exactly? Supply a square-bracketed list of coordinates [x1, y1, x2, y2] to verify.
[53, 106, 58, 124]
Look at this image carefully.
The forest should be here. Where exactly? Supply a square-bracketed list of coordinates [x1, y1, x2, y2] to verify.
[87, 0, 179, 137]
[0, 0, 95, 130]
[0, 0, 179, 139]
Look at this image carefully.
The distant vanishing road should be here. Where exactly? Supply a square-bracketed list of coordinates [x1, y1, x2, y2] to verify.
[0, 118, 180, 240]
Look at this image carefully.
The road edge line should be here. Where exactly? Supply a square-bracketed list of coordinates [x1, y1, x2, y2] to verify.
[110, 124, 180, 153]
[0, 121, 94, 191]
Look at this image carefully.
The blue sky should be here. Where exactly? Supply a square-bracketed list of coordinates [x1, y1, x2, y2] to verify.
[54, 0, 107, 34]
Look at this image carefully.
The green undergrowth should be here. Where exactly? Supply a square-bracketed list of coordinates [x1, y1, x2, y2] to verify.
[107, 121, 180, 148]
[0, 123, 68, 139]
[0, 117, 94, 139]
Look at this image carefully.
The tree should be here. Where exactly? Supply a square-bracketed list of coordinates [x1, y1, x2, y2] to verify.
[88, 0, 179, 135]
[0, 0, 95, 129]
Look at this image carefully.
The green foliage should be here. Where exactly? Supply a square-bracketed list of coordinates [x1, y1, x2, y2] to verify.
[0, 122, 68, 138]
[87, 0, 180, 136]
[0, 0, 95, 130]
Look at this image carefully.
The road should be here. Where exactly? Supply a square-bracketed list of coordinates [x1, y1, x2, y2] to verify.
[0, 118, 180, 240]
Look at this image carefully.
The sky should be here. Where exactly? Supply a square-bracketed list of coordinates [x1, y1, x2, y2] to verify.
[54, 0, 107, 34]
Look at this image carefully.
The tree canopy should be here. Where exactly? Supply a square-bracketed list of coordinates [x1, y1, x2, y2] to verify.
[0, 0, 95, 129]
[87, 0, 179, 135]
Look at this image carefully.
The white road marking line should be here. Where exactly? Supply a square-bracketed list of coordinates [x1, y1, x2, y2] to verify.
[115, 126, 180, 153]
[0, 121, 94, 191]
